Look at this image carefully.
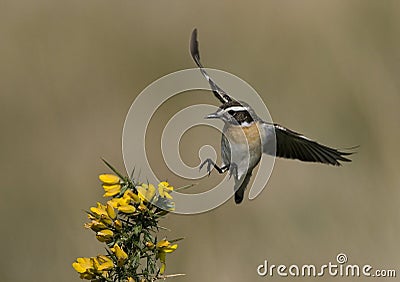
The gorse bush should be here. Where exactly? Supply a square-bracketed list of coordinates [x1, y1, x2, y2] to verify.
[73, 160, 183, 282]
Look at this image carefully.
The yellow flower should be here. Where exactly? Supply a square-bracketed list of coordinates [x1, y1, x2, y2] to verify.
[111, 243, 128, 265]
[84, 220, 107, 232]
[72, 256, 112, 280]
[90, 202, 114, 225]
[156, 240, 178, 252]
[156, 240, 178, 274]
[99, 173, 120, 185]
[158, 182, 174, 199]
[117, 204, 136, 214]
[96, 255, 114, 271]
[90, 202, 108, 217]
[158, 252, 167, 274]
[96, 229, 114, 243]
[137, 183, 156, 203]
[72, 257, 93, 274]
[106, 203, 116, 219]
[145, 241, 155, 249]
[106, 190, 138, 214]
[72, 257, 97, 280]
[156, 240, 169, 248]
[107, 198, 120, 208]
[114, 219, 123, 230]
[124, 189, 140, 203]
[138, 202, 147, 211]
[103, 184, 121, 197]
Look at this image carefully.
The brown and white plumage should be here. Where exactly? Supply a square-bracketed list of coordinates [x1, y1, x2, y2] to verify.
[190, 28, 355, 203]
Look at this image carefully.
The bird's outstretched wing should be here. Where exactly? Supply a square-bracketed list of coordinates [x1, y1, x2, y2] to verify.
[190, 28, 233, 104]
[262, 123, 354, 166]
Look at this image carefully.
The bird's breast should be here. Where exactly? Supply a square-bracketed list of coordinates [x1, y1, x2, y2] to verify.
[222, 122, 262, 176]
[224, 122, 262, 150]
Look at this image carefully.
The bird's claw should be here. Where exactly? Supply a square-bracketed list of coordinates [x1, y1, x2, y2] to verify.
[199, 158, 214, 176]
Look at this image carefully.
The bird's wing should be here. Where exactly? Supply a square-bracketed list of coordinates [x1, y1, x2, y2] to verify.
[261, 123, 353, 166]
[190, 28, 233, 104]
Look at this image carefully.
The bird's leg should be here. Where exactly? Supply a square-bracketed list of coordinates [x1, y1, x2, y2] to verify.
[228, 163, 239, 180]
[200, 158, 229, 175]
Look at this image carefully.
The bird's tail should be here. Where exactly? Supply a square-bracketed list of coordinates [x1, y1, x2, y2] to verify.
[234, 173, 252, 204]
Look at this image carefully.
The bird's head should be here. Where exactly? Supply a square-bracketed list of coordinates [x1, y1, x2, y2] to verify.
[205, 101, 258, 126]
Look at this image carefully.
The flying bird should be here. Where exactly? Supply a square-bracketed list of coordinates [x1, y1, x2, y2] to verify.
[190, 29, 354, 204]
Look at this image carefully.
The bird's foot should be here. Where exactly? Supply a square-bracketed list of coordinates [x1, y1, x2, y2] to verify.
[200, 159, 228, 176]
[200, 158, 216, 176]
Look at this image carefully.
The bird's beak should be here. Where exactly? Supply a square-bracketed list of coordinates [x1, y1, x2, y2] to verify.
[205, 111, 220, 119]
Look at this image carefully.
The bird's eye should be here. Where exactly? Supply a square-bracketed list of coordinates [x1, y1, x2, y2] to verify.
[228, 110, 235, 115]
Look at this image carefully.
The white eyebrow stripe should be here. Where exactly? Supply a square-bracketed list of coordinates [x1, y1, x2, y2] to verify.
[222, 106, 249, 113]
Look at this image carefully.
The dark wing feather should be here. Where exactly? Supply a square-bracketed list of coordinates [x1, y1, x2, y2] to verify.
[273, 124, 353, 166]
[190, 28, 233, 104]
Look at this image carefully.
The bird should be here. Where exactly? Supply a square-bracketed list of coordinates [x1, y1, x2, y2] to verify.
[190, 28, 354, 204]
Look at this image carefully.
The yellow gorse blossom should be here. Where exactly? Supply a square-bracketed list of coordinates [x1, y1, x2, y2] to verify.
[107, 190, 138, 214]
[117, 204, 136, 214]
[72, 257, 93, 274]
[100, 173, 122, 197]
[99, 173, 120, 185]
[106, 203, 116, 219]
[125, 189, 140, 203]
[114, 219, 123, 230]
[96, 229, 114, 243]
[156, 240, 178, 274]
[84, 220, 107, 232]
[95, 255, 114, 271]
[111, 243, 128, 266]
[137, 183, 156, 203]
[145, 241, 155, 249]
[89, 202, 115, 225]
[74, 162, 182, 280]
[158, 181, 174, 199]
[72, 255, 112, 280]
[85, 202, 121, 235]
[103, 184, 121, 197]
[156, 240, 178, 252]
[90, 202, 108, 217]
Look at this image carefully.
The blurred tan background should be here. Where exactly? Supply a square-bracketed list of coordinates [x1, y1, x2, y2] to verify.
[1, 1, 400, 281]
